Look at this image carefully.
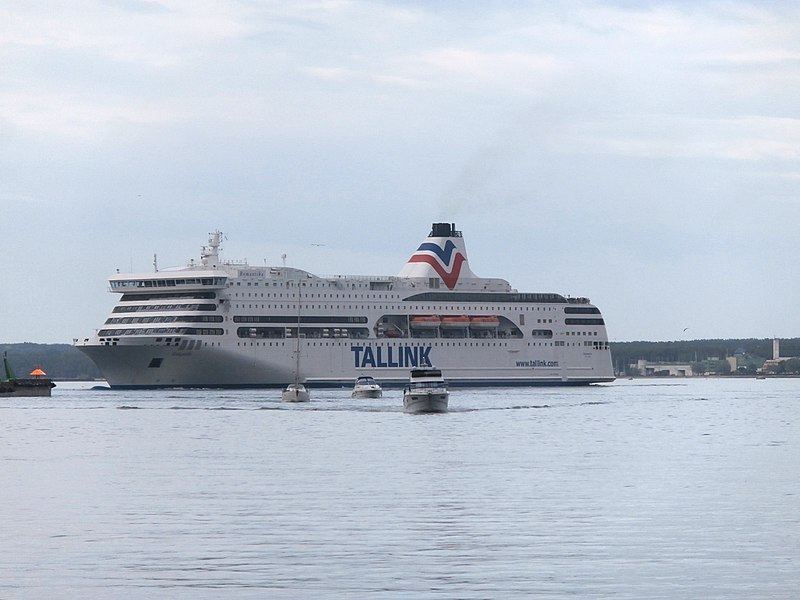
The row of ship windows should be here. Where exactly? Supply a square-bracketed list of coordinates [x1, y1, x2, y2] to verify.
[234, 316, 601, 329]
[110, 299, 600, 319]
[97, 318, 601, 333]
[232, 341, 602, 348]
[101, 338, 607, 350]
[96, 327, 605, 342]
[233, 290, 402, 299]
[230, 299, 562, 312]
[233, 316, 602, 332]
[589, 341, 611, 349]
[230, 286, 580, 306]
[233, 281, 383, 289]
[234, 315, 368, 324]
[113, 301, 566, 314]
[101, 339, 225, 348]
[230, 305, 602, 326]
[105, 316, 224, 324]
[114, 288, 605, 313]
[120, 292, 216, 302]
[109, 303, 606, 330]
[98, 328, 224, 336]
[237, 328, 599, 340]
[113, 303, 217, 313]
[233, 280, 575, 299]
[532, 330, 600, 338]
[111, 278, 227, 288]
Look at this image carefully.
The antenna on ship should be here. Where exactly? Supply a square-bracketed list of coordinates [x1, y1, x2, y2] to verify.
[281, 253, 287, 267]
[153, 253, 158, 273]
[201, 230, 223, 268]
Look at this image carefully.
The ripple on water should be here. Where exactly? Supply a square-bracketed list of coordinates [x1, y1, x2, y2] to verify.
[0, 380, 798, 599]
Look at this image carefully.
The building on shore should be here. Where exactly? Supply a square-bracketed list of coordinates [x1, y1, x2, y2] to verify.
[631, 359, 694, 377]
[760, 338, 798, 373]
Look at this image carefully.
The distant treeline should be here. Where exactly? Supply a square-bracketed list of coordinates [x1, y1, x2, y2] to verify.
[1, 343, 102, 380]
[2, 339, 799, 381]
[610, 338, 800, 375]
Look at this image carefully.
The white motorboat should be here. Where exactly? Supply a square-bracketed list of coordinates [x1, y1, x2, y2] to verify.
[351, 376, 382, 398]
[281, 383, 310, 402]
[403, 367, 449, 413]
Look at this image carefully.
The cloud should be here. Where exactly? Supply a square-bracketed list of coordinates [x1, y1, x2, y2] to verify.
[563, 115, 800, 162]
[3, 1, 800, 342]
[0, 190, 48, 206]
[417, 48, 561, 89]
[0, 91, 182, 138]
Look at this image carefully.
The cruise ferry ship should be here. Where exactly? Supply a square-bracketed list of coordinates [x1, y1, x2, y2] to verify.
[76, 223, 614, 388]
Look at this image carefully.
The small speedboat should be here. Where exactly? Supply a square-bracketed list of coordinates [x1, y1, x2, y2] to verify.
[403, 367, 449, 414]
[352, 376, 382, 398]
[282, 382, 310, 402]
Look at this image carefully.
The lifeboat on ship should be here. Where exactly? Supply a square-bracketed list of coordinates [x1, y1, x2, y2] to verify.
[409, 315, 441, 329]
[440, 315, 471, 329]
[469, 316, 500, 329]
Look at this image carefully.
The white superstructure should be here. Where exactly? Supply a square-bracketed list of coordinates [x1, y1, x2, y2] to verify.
[76, 223, 615, 388]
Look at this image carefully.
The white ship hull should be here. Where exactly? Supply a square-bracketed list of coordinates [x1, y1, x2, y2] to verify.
[403, 390, 449, 414]
[352, 388, 382, 398]
[79, 340, 613, 388]
[76, 224, 616, 389]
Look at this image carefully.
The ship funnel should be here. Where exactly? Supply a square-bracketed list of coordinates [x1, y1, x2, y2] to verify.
[397, 222, 478, 288]
[430, 222, 456, 237]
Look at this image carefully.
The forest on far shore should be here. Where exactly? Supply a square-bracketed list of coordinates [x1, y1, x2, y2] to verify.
[2, 343, 102, 380]
[3, 338, 799, 381]
[611, 338, 800, 376]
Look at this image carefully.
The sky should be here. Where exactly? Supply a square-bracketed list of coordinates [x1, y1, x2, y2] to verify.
[2, 0, 799, 344]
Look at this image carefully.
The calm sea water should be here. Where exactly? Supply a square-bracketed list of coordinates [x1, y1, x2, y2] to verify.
[1, 378, 797, 599]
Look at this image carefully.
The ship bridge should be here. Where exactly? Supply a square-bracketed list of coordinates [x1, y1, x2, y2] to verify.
[109, 272, 228, 292]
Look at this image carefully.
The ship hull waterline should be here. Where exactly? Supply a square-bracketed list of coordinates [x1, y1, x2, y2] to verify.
[79, 344, 614, 389]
